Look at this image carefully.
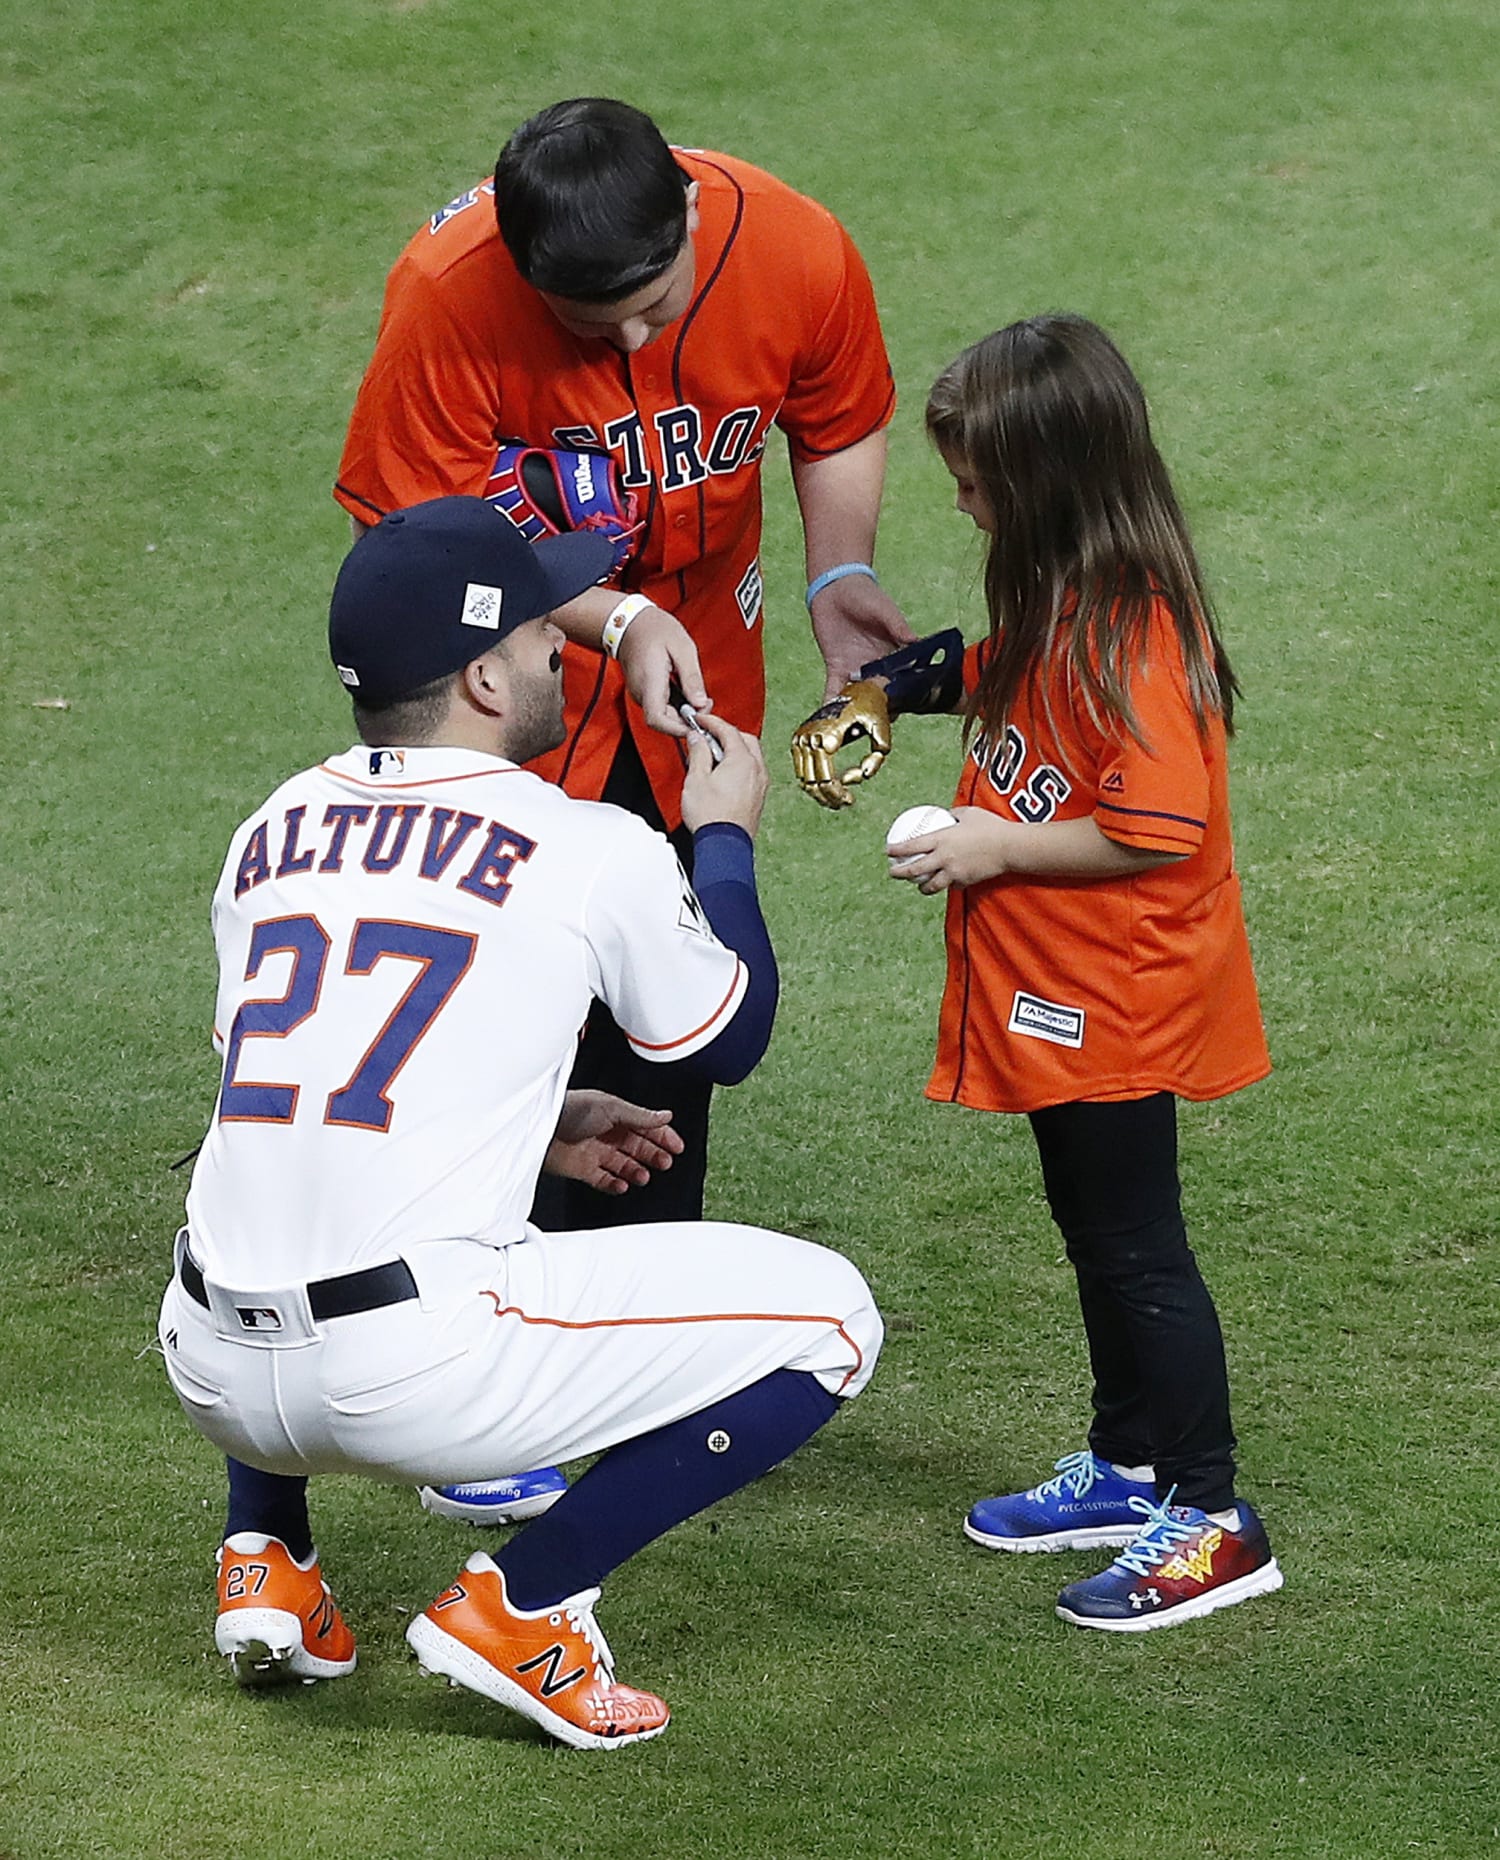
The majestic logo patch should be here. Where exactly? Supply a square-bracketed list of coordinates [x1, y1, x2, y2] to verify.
[1101, 771, 1125, 794]
[676, 861, 713, 939]
[461, 582, 504, 629]
[1008, 992, 1086, 1049]
[736, 558, 763, 629]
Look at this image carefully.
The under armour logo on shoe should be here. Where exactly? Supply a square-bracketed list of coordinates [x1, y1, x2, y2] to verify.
[1129, 1587, 1162, 1610]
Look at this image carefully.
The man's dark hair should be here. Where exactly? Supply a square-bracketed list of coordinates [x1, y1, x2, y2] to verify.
[495, 98, 690, 303]
[352, 670, 455, 746]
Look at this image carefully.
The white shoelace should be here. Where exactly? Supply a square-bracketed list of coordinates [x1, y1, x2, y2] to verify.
[561, 1587, 614, 1684]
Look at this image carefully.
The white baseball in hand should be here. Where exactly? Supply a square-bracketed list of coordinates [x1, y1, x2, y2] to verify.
[886, 805, 959, 865]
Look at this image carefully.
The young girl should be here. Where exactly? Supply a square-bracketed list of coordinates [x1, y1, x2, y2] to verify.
[891, 315, 1280, 1630]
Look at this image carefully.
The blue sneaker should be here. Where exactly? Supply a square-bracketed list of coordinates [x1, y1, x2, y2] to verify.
[1055, 1495, 1283, 1631]
[419, 1468, 568, 1526]
[964, 1451, 1156, 1552]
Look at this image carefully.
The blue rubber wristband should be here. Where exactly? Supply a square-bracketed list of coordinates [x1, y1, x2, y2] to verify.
[804, 562, 879, 610]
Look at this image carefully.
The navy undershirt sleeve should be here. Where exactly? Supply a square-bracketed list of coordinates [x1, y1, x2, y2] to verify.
[683, 822, 778, 1084]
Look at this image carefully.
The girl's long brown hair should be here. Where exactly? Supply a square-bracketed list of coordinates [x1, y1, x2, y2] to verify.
[925, 315, 1238, 753]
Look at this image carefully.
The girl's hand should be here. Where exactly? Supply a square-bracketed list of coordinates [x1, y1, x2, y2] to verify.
[890, 808, 1188, 891]
[887, 807, 1011, 893]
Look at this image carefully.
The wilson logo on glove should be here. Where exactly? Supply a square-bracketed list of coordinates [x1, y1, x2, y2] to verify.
[485, 443, 644, 581]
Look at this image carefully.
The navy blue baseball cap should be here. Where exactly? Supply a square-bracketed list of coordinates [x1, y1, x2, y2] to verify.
[329, 496, 618, 705]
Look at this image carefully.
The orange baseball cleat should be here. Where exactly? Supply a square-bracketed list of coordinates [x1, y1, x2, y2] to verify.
[406, 1553, 669, 1750]
[214, 1532, 358, 1686]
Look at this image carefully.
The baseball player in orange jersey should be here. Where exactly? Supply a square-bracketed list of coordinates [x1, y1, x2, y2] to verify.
[338, 110, 905, 820]
[159, 500, 882, 1749]
[798, 315, 1281, 1631]
[338, 103, 905, 817]
[336, 96, 910, 1521]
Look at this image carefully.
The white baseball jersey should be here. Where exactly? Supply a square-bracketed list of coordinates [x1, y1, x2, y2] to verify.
[185, 746, 747, 1288]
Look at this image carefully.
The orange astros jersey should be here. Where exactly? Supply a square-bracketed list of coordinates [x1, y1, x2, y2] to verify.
[337, 151, 896, 829]
[928, 601, 1271, 1114]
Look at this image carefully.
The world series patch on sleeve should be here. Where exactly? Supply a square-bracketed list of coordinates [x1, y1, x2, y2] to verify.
[485, 443, 643, 580]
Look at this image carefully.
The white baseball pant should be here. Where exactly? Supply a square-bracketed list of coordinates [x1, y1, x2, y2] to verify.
[158, 1224, 881, 1483]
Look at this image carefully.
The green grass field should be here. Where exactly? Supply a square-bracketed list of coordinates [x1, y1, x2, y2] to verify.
[3, 1, 1498, 1854]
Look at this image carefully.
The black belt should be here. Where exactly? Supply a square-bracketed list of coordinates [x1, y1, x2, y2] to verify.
[179, 1250, 419, 1321]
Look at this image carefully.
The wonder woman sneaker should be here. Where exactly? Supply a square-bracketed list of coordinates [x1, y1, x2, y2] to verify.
[418, 1468, 569, 1525]
[407, 1553, 669, 1751]
[964, 1450, 1156, 1552]
[215, 1532, 357, 1685]
[1055, 1497, 1284, 1631]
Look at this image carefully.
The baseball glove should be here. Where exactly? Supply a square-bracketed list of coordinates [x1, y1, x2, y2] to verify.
[484, 442, 643, 579]
[789, 679, 892, 810]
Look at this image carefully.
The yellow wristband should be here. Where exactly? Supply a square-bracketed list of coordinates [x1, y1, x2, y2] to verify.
[602, 594, 653, 659]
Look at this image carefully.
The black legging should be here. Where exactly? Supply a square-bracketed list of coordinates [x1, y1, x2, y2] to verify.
[1027, 1093, 1237, 1512]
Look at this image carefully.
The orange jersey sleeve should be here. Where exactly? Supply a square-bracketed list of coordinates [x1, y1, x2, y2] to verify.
[335, 155, 895, 828]
[930, 606, 1269, 1112]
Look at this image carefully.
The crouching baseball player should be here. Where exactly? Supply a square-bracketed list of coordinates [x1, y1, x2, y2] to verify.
[157, 497, 882, 1749]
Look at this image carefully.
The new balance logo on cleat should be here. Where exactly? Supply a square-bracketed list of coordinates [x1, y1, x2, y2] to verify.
[516, 1644, 587, 1698]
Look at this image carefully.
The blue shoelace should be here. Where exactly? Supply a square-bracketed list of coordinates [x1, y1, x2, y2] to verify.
[1108, 1489, 1214, 1577]
[1027, 1450, 1107, 1502]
